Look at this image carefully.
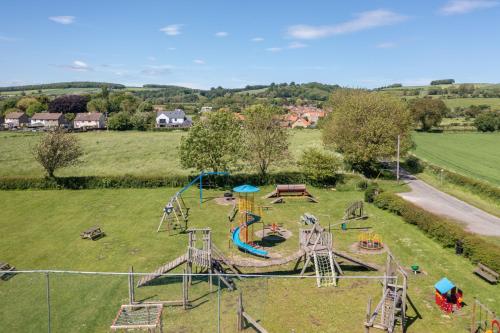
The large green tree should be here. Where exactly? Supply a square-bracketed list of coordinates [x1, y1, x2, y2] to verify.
[243, 104, 289, 177]
[323, 89, 413, 172]
[180, 110, 242, 172]
[408, 98, 448, 131]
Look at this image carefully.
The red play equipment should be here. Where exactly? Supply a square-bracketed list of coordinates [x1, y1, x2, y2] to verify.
[434, 277, 463, 313]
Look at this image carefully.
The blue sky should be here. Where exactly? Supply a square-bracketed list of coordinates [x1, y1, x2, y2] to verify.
[1, 0, 499, 89]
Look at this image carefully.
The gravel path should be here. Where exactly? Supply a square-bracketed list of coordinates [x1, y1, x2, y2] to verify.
[397, 173, 500, 236]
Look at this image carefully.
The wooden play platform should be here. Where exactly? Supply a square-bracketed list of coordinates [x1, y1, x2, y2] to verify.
[110, 304, 163, 332]
[264, 184, 318, 203]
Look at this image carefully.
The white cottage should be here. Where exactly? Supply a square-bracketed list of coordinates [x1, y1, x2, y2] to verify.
[155, 109, 191, 128]
[74, 112, 106, 129]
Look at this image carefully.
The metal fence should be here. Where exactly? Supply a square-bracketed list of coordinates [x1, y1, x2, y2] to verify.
[0, 270, 393, 333]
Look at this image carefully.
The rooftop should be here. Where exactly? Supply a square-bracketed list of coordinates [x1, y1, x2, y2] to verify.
[31, 112, 63, 120]
[75, 113, 104, 121]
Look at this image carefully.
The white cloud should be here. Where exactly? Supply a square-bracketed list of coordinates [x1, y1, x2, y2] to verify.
[251, 37, 264, 42]
[215, 31, 228, 37]
[193, 59, 205, 64]
[439, 0, 498, 15]
[160, 24, 183, 36]
[69, 60, 91, 71]
[141, 65, 173, 76]
[168, 47, 176, 51]
[288, 41, 308, 49]
[266, 47, 282, 52]
[376, 41, 396, 48]
[287, 10, 408, 39]
[49, 16, 75, 25]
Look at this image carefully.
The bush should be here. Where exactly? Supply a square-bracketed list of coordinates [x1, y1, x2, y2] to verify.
[356, 179, 368, 190]
[108, 112, 133, 130]
[130, 112, 155, 131]
[404, 155, 424, 174]
[474, 111, 499, 132]
[373, 192, 500, 272]
[298, 148, 342, 186]
[364, 183, 380, 203]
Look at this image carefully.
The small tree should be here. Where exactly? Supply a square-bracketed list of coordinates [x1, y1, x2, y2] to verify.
[87, 98, 109, 113]
[323, 89, 413, 174]
[298, 148, 342, 185]
[180, 110, 242, 172]
[33, 130, 83, 177]
[474, 111, 499, 132]
[243, 104, 289, 177]
[408, 98, 448, 131]
[25, 102, 45, 117]
[108, 112, 133, 130]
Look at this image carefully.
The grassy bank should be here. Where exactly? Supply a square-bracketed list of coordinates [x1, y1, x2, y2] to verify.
[0, 130, 323, 178]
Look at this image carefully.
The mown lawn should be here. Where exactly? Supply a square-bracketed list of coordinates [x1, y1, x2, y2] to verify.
[0, 186, 498, 332]
[413, 132, 500, 186]
[0, 130, 323, 178]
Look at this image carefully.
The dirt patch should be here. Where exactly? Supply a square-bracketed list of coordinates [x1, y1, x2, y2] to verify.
[348, 242, 387, 255]
[214, 197, 235, 206]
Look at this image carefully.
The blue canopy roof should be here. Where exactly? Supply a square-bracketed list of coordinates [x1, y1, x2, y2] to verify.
[233, 184, 260, 193]
[435, 277, 455, 294]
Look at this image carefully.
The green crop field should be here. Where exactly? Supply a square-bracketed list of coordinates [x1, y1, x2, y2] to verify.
[413, 132, 500, 186]
[0, 130, 323, 178]
[0, 186, 498, 332]
[443, 97, 500, 110]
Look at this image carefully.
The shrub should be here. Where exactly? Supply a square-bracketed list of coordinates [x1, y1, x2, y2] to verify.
[374, 192, 500, 272]
[298, 148, 342, 186]
[404, 155, 424, 174]
[108, 112, 133, 130]
[364, 183, 380, 203]
[356, 179, 368, 190]
[474, 111, 499, 132]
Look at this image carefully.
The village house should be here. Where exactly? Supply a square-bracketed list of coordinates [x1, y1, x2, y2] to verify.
[4, 111, 29, 128]
[74, 112, 106, 129]
[155, 109, 192, 128]
[30, 112, 66, 128]
[200, 106, 213, 113]
[291, 118, 311, 129]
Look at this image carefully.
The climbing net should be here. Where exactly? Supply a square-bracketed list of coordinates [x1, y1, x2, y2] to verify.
[111, 304, 163, 331]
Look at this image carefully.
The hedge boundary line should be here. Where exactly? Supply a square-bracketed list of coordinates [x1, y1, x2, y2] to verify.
[373, 192, 500, 272]
[410, 156, 500, 202]
[0, 172, 344, 190]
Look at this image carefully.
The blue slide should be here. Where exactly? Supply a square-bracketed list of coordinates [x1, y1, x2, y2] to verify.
[232, 212, 268, 257]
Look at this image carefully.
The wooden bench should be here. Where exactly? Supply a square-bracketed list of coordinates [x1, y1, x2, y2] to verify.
[80, 226, 105, 240]
[0, 262, 16, 280]
[474, 263, 499, 284]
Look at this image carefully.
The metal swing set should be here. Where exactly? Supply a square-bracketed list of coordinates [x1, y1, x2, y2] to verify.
[157, 171, 229, 233]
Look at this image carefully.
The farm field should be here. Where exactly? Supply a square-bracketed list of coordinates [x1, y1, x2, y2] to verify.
[0, 130, 323, 177]
[0, 186, 498, 332]
[442, 97, 500, 110]
[412, 132, 500, 186]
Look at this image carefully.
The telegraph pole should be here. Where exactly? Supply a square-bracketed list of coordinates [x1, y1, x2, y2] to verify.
[396, 135, 400, 183]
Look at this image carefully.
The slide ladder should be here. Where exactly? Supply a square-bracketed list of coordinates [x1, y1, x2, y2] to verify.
[137, 254, 188, 287]
[312, 250, 336, 287]
[231, 211, 268, 257]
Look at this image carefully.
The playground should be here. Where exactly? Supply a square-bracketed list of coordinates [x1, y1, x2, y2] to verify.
[0, 181, 499, 332]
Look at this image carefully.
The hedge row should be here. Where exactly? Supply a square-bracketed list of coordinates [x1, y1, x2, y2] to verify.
[425, 163, 500, 202]
[0, 171, 342, 190]
[373, 192, 500, 272]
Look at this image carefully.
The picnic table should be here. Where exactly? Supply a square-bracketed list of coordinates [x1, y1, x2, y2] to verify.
[80, 226, 105, 240]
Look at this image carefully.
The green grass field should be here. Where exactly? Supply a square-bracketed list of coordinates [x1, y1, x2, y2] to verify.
[0, 186, 498, 332]
[0, 130, 323, 177]
[413, 132, 500, 186]
[443, 97, 500, 110]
